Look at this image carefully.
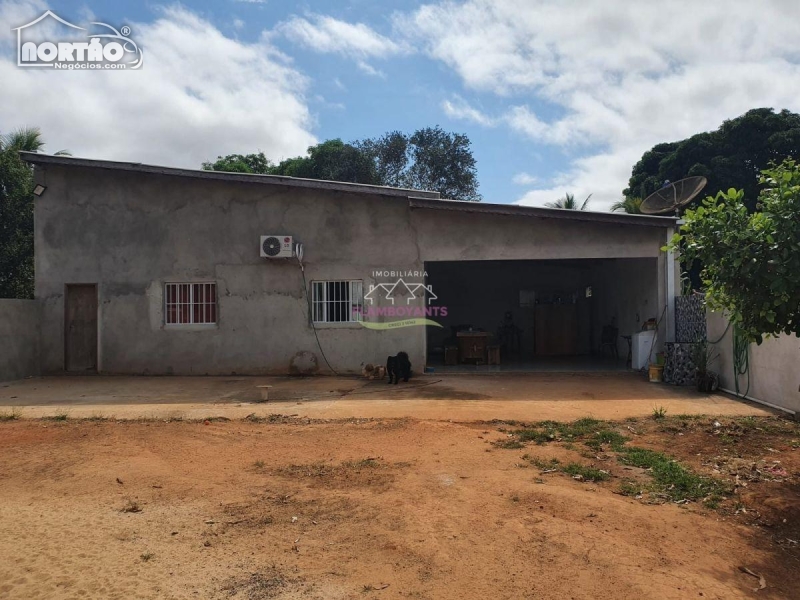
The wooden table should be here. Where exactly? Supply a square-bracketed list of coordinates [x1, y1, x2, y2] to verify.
[457, 331, 490, 364]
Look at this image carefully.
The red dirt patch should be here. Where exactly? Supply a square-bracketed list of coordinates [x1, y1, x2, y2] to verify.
[0, 415, 797, 599]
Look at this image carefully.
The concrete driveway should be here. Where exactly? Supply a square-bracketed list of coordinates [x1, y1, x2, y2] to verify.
[0, 373, 772, 421]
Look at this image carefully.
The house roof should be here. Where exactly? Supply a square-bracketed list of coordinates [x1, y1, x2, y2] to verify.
[20, 152, 441, 200]
[408, 197, 678, 228]
[21, 152, 678, 227]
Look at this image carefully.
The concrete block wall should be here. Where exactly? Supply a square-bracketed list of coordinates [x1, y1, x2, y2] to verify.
[707, 311, 800, 414]
[32, 162, 671, 376]
[0, 299, 41, 382]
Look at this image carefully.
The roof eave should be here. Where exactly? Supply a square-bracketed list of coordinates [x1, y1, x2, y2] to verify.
[19, 152, 441, 200]
[408, 197, 678, 228]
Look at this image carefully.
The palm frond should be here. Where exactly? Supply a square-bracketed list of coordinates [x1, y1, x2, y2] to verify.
[546, 192, 591, 210]
[610, 196, 642, 214]
[1, 127, 44, 152]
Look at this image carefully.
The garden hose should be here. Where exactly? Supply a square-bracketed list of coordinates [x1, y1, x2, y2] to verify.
[707, 319, 731, 345]
[732, 324, 750, 397]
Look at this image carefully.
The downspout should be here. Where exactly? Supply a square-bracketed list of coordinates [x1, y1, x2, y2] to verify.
[665, 225, 677, 343]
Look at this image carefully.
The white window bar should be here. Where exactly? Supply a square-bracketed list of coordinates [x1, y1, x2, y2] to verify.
[164, 282, 217, 325]
[311, 280, 362, 323]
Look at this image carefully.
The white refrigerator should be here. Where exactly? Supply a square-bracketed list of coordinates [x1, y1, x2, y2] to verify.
[631, 330, 656, 370]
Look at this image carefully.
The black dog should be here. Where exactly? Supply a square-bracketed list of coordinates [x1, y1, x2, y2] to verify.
[386, 351, 411, 384]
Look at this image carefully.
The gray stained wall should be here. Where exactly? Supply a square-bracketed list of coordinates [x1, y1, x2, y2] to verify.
[0, 299, 41, 381]
[708, 311, 800, 414]
[33, 163, 671, 375]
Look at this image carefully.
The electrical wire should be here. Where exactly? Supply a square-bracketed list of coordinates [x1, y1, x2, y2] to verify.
[707, 319, 732, 345]
[298, 258, 340, 376]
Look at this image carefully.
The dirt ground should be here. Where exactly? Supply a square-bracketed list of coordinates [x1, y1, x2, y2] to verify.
[1, 413, 798, 599]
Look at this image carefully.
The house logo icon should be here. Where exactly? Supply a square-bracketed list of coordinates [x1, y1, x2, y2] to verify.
[364, 278, 438, 306]
[13, 10, 143, 70]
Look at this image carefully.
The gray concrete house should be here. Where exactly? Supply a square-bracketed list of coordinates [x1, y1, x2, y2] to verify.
[21, 153, 679, 376]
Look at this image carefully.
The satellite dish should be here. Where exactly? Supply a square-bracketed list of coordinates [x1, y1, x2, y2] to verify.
[640, 176, 707, 215]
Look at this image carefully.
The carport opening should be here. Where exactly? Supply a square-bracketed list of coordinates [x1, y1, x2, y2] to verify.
[424, 258, 658, 372]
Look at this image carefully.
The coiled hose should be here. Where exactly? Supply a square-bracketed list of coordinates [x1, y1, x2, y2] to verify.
[732, 324, 750, 397]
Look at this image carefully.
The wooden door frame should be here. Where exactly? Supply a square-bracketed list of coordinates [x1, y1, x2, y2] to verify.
[64, 283, 98, 373]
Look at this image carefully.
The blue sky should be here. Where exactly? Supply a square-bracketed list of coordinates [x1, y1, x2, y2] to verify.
[3, 0, 800, 209]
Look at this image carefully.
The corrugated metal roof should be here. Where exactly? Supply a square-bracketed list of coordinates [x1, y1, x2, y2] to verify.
[408, 197, 677, 228]
[19, 152, 441, 200]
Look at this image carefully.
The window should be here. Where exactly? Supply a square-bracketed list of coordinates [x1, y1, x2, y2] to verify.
[311, 280, 362, 323]
[165, 282, 217, 325]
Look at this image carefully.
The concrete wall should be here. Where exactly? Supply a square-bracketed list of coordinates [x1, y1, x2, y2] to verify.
[34, 163, 671, 375]
[591, 258, 660, 357]
[0, 299, 41, 381]
[412, 209, 665, 261]
[707, 311, 800, 413]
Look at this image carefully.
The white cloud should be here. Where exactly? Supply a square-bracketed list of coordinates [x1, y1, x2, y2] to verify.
[0, 0, 47, 43]
[275, 13, 403, 60]
[512, 172, 537, 186]
[395, 0, 800, 209]
[0, 2, 316, 168]
[356, 60, 385, 78]
[441, 96, 495, 126]
[232, 18, 245, 29]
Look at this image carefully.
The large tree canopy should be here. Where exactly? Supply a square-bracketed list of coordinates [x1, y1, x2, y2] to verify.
[626, 108, 800, 212]
[203, 126, 482, 202]
[668, 160, 800, 343]
[0, 128, 45, 298]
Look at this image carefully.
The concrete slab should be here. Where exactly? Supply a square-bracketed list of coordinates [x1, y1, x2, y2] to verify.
[0, 373, 773, 422]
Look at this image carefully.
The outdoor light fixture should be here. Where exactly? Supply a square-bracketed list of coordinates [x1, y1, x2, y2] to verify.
[33, 184, 46, 196]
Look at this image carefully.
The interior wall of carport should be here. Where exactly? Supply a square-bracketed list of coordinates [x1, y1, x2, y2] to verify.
[425, 258, 658, 359]
[425, 261, 596, 357]
[411, 208, 672, 363]
[590, 258, 659, 357]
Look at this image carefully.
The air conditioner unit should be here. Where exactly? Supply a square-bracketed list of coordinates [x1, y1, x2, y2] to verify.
[260, 235, 294, 258]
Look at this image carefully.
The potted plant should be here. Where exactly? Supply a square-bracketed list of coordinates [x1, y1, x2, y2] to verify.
[692, 340, 719, 393]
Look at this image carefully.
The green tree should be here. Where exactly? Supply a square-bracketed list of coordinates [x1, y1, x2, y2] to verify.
[626, 108, 800, 212]
[545, 192, 591, 210]
[404, 126, 481, 201]
[667, 160, 800, 343]
[204, 126, 482, 201]
[202, 152, 273, 174]
[0, 127, 47, 298]
[610, 196, 642, 214]
[270, 139, 378, 184]
[355, 130, 409, 188]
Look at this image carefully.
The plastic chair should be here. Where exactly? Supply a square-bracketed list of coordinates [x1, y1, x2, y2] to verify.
[599, 326, 619, 358]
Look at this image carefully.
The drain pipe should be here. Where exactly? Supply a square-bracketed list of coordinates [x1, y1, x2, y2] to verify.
[665, 225, 677, 344]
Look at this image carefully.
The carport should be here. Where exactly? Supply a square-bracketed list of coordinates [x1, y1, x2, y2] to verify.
[424, 257, 659, 371]
[408, 198, 678, 374]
